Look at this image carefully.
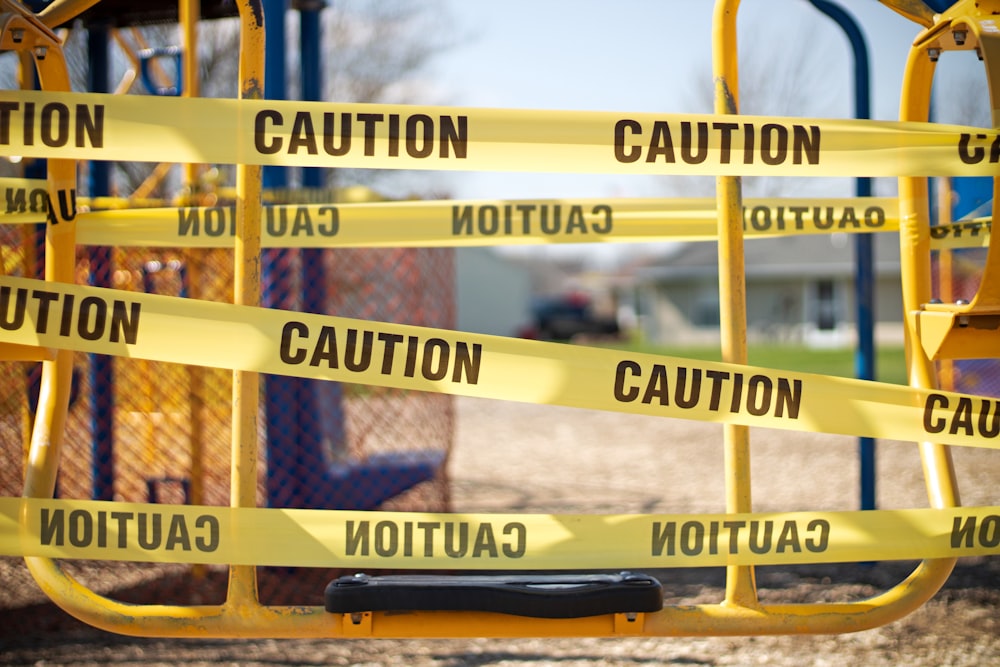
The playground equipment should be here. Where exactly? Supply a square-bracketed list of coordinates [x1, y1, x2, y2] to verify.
[0, 0, 997, 640]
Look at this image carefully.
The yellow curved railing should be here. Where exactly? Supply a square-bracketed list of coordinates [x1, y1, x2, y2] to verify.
[4, 0, 993, 637]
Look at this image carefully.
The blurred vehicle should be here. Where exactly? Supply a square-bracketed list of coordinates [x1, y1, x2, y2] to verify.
[524, 291, 620, 342]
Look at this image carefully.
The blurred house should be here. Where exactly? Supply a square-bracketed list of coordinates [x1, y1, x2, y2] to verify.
[455, 247, 534, 336]
[633, 233, 905, 347]
[455, 247, 623, 340]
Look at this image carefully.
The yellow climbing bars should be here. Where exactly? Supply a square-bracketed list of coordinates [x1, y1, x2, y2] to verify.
[4, 0, 994, 638]
[907, 1, 1000, 361]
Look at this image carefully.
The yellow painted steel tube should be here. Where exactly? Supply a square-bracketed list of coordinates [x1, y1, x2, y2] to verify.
[14, 45, 39, 473]
[15, 0, 969, 639]
[36, 0, 101, 29]
[877, 0, 937, 28]
[180, 0, 207, 583]
[179, 0, 201, 193]
[21, 0, 280, 638]
[227, 0, 266, 619]
[939, 13, 1000, 307]
[898, 18, 961, 514]
[15, 9, 76, 501]
[712, 0, 758, 611]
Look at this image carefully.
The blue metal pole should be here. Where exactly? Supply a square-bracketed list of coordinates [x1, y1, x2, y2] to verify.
[261, 0, 304, 508]
[807, 0, 876, 511]
[87, 22, 116, 502]
[263, 0, 289, 193]
[296, 0, 346, 507]
[298, 0, 325, 190]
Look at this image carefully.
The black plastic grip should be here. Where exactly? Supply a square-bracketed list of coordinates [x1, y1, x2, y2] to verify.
[325, 571, 663, 619]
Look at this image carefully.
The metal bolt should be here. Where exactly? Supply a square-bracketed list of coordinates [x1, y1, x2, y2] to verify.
[955, 299, 970, 305]
[11, 28, 24, 43]
[953, 30, 967, 46]
[33, 45, 47, 60]
[929, 298, 943, 304]
[976, 47, 984, 61]
[928, 48, 941, 62]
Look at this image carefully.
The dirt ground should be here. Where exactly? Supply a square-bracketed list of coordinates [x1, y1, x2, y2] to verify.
[2, 396, 999, 666]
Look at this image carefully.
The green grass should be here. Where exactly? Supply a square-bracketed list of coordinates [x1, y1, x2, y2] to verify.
[603, 341, 909, 386]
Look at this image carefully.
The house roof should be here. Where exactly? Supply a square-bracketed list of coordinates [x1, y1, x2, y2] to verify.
[638, 233, 902, 283]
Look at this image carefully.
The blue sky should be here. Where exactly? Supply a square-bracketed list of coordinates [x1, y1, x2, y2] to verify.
[429, 0, 986, 202]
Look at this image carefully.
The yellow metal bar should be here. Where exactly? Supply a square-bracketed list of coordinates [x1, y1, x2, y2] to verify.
[907, 4, 1000, 359]
[18, 0, 283, 638]
[952, 20, 1000, 307]
[895, 0, 961, 594]
[712, 0, 758, 611]
[130, 161, 173, 200]
[227, 0, 266, 615]
[177, 4, 208, 579]
[1, 1, 77, 503]
[936, 178, 955, 389]
[894, 7, 1000, 513]
[3, 13, 90, 631]
[877, 0, 937, 28]
[36, 0, 101, 29]
[179, 0, 203, 195]
[0, 343, 55, 362]
[15, 47, 36, 477]
[13, 0, 978, 639]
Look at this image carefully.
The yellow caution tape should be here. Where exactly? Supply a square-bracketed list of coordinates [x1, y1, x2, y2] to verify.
[0, 176, 50, 223]
[0, 497, 997, 568]
[0, 275, 999, 449]
[1, 177, 989, 249]
[71, 197, 901, 248]
[1, 89, 999, 176]
[931, 217, 992, 250]
[70, 200, 991, 250]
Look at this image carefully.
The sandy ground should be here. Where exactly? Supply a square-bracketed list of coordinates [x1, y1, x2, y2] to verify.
[1, 396, 999, 666]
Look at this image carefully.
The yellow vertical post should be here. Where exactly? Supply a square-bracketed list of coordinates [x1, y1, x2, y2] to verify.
[17, 49, 37, 471]
[179, 0, 201, 191]
[897, 21, 960, 514]
[712, 0, 757, 608]
[936, 178, 954, 391]
[178, 0, 207, 583]
[226, 0, 266, 613]
[18, 8, 78, 503]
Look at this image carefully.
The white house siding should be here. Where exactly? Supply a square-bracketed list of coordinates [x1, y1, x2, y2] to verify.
[637, 235, 905, 347]
[455, 248, 533, 337]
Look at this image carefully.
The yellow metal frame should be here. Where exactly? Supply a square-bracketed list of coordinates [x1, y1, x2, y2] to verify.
[5, 0, 989, 638]
[907, 2, 1000, 362]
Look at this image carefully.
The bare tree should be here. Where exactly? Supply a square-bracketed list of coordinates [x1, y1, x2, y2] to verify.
[933, 51, 992, 128]
[0, 19, 241, 197]
[0, 2, 457, 199]
[287, 0, 461, 195]
[663, 18, 841, 199]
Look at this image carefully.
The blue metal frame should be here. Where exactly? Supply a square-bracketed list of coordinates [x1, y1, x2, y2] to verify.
[87, 22, 116, 502]
[808, 0, 876, 511]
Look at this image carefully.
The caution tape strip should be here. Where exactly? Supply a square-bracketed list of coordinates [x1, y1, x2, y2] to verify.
[932, 217, 992, 250]
[0, 275, 998, 450]
[0, 89, 998, 177]
[39, 197, 905, 248]
[59, 202, 999, 251]
[0, 178, 990, 250]
[0, 497, 997, 568]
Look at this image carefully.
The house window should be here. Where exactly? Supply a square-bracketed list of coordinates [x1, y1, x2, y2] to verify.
[815, 280, 836, 330]
[693, 295, 720, 327]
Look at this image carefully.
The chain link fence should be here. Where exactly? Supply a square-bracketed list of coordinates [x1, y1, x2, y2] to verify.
[1, 214, 455, 605]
